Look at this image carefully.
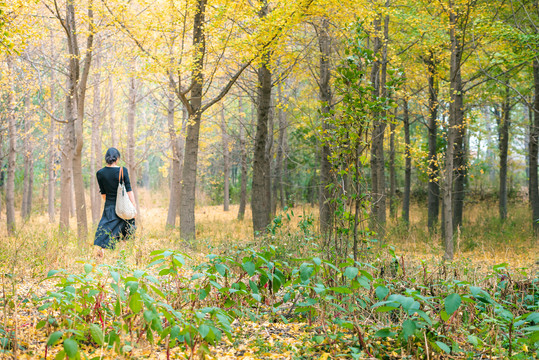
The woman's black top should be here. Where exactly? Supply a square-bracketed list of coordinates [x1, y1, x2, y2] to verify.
[96, 166, 132, 204]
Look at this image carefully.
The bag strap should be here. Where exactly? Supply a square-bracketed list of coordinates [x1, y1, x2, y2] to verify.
[119, 167, 124, 184]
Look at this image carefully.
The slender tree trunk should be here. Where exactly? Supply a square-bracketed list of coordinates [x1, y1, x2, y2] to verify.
[21, 96, 33, 219]
[238, 97, 248, 220]
[530, 60, 539, 233]
[402, 98, 411, 224]
[109, 76, 118, 148]
[267, 97, 274, 216]
[369, 13, 387, 237]
[48, 65, 57, 223]
[389, 117, 397, 219]
[91, 48, 102, 224]
[444, 2, 460, 260]
[166, 76, 181, 228]
[426, 53, 440, 230]
[60, 81, 74, 232]
[251, 0, 272, 234]
[221, 104, 230, 211]
[498, 84, 511, 221]
[276, 85, 287, 209]
[180, 0, 206, 241]
[65, 0, 94, 243]
[126, 75, 139, 215]
[318, 17, 333, 234]
[6, 57, 16, 234]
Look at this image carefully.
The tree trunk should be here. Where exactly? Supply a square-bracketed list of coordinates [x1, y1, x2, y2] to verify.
[276, 85, 287, 210]
[251, 0, 272, 234]
[252, 58, 272, 233]
[126, 75, 139, 215]
[60, 86, 74, 232]
[402, 98, 411, 224]
[64, 0, 94, 243]
[267, 96, 274, 216]
[426, 53, 440, 230]
[369, 14, 387, 237]
[90, 48, 102, 224]
[166, 76, 181, 228]
[180, 0, 206, 241]
[221, 104, 231, 211]
[6, 57, 16, 234]
[530, 59, 539, 233]
[498, 84, 511, 221]
[317, 16, 333, 234]
[238, 97, 248, 220]
[109, 76, 118, 148]
[443, 2, 460, 260]
[389, 116, 397, 219]
[48, 61, 57, 223]
[21, 96, 33, 219]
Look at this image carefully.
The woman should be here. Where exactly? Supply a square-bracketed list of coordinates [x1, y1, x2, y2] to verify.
[94, 147, 136, 257]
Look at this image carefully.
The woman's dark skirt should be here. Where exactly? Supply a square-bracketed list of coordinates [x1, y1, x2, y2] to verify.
[94, 202, 136, 249]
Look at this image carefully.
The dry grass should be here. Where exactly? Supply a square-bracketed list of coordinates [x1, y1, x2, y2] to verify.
[0, 190, 537, 281]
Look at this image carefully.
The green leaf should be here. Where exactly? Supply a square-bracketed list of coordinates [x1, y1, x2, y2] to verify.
[242, 261, 255, 276]
[47, 269, 59, 277]
[129, 292, 142, 313]
[445, 293, 461, 316]
[375, 306, 397, 313]
[47, 331, 63, 347]
[89, 324, 104, 346]
[344, 266, 359, 280]
[312, 257, 321, 266]
[300, 263, 314, 283]
[467, 335, 479, 347]
[63, 338, 78, 358]
[374, 328, 396, 338]
[199, 324, 210, 339]
[436, 341, 451, 354]
[402, 319, 416, 340]
[375, 285, 389, 300]
[84, 264, 92, 274]
[329, 286, 352, 294]
[215, 263, 227, 276]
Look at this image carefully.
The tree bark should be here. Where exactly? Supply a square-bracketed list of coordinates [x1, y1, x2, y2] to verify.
[498, 83, 511, 221]
[276, 85, 287, 210]
[62, 0, 94, 243]
[426, 53, 440, 230]
[180, 0, 207, 241]
[221, 104, 230, 211]
[402, 98, 411, 224]
[530, 59, 539, 233]
[251, 0, 272, 234]
[6, 57, 16, 234]
[389, 115, 397, 219]
[90, 47, 102, 224]
[126, 75, 139, 216]
[369, 13, 388, 237]
[166, 75, 181, 228]
[443, 1, 460, 260]
[317, 16, 333, 234]
[48, 57, 57, 223]
[21, 96, 33, 220]
[238, 97, 248, 220]
[109, 76, 118, 148]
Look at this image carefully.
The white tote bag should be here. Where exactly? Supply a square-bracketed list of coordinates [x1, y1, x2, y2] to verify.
[115, 167, 137, 220]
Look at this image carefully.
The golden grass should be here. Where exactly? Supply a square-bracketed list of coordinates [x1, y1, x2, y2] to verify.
[0, 189, 537, 280]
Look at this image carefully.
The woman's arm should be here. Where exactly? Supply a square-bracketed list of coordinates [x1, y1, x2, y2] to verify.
[102, 194, 106, 201]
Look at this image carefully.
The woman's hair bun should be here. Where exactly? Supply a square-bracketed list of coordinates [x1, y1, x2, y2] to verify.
[105, 147, 121, 165]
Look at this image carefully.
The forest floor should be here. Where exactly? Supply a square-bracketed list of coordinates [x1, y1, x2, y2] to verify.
[0, 195, 537, 359]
